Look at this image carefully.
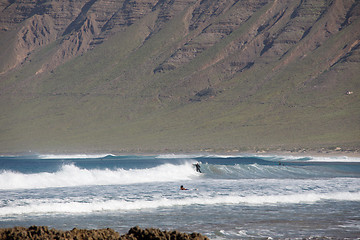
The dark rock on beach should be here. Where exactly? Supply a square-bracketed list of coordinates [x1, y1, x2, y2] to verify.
[127, 226, 208, 240]
[0, 225, 209, 240]
[0, 226, 120, 240]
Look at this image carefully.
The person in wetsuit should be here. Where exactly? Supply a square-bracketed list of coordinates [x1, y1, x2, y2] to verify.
[194, 163, 201, 173]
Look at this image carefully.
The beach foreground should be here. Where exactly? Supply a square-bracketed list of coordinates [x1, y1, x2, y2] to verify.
[0, 226, 209, 240]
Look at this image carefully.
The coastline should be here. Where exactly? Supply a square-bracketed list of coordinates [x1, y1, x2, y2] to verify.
[253, 149, 360, 159]
[1, 146, 360, 159]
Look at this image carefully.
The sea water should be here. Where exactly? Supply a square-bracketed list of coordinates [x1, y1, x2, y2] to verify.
[0, 154, 360, 239]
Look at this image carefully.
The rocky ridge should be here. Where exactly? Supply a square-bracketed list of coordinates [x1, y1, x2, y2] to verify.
[0, 226, 209, 240]
[1, 0, 357, 75]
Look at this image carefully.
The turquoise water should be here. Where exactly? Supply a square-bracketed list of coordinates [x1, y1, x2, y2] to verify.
[1, 154, 360, 239]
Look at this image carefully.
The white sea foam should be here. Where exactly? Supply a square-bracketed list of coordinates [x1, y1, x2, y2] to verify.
[156, 154, 205, 159]
[306, 156, 360, 162]
[251, 154, 360, 163]
[157, 153, 259, 159]
[38, 154, 113, 159]
[0, 163, 198, 190]
[1, 191, 359, 216]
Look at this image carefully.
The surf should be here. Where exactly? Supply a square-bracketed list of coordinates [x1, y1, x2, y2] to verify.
[2, 190, 360, 217]
[0, 162, 199, 190]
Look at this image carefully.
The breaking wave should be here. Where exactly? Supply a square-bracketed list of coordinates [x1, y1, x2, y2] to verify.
[0, 162, 198, 190]
[1, 161, 359, 190]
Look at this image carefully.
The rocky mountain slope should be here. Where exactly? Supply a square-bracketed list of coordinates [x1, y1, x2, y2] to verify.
[0, 0, 359, 153]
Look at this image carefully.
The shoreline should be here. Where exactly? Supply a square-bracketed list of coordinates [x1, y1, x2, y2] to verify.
[1, 147, 360, 158]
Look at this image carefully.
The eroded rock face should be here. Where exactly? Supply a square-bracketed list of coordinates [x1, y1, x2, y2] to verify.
[0, 225, 209, 240]
[11, 14, 56, 71]
[0, 0, 199, 73]
[1, 0, 359, 75]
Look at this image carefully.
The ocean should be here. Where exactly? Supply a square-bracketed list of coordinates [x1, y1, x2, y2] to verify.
[0, 153, 360, 239]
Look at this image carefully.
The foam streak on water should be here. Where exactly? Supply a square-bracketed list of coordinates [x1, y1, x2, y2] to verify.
[1, 190, 360, 216]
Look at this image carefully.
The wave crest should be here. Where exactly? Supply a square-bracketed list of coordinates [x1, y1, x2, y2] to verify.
[0, 163, 198, 190]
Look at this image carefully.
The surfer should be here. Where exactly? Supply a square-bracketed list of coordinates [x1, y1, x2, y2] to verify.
[180, 185, 188, 190]
[194, 163, 201, 173]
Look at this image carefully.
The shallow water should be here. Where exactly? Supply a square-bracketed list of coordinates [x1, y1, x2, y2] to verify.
[1, 154, 360, 239]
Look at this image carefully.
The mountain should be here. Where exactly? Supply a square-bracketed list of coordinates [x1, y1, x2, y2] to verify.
[0, 0, 359, 154]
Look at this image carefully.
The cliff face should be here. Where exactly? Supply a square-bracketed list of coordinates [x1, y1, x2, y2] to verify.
[0, 0, 198, 73]
[0, 0, 359, 153]
[1, 0, 358, 78]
